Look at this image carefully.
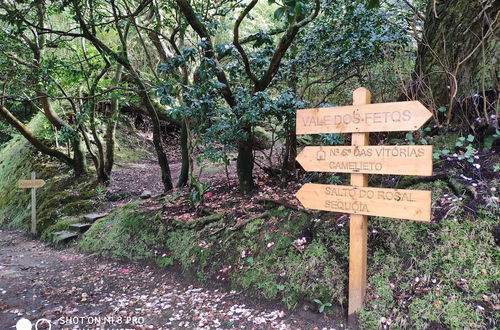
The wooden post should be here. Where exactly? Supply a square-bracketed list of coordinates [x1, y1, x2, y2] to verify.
[348, 88, 371, 321]
[18, 173, 45, 235]
[31, 171, 37, 235]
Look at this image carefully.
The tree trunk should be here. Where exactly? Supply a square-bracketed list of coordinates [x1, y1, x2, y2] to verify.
[282, 44, 298, 173]
[77, 21, 174, 191]
[177, 57, 191, 188]
[0, 105, 74, 166]
[71, 137, 87, 177]
[90, 103, 106, 181]
[177, 118, 190, 187]
[236, 125, 254, 193]
[411, 0, 499, 124]
[135, 79, 174, 192]
[37, 92, 87, 176]
[104, 65, 123, 178]
[282, 117, 297, 172]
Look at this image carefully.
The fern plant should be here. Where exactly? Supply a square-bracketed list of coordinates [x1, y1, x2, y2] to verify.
[189, 173, 209, 210]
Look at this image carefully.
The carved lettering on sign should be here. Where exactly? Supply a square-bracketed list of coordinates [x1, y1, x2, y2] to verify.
[296, 184, 431, 222]
[296, 101, 432, 134]
[296, 146, 433, 175]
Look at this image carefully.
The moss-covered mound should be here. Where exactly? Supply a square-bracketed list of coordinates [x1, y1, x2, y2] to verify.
[79, 201, 167, 260]
[0, 115, 100, 235]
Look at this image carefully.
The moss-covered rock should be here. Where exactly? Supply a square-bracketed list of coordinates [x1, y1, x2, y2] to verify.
[60, 199, 96, 216]
[41, 217, 82, 241]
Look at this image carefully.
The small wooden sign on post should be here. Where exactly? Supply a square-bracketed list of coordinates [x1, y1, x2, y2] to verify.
[18, 172, 45, 235]
[295, 88, 433, 323]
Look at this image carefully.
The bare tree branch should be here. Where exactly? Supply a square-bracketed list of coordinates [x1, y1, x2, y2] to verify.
[239, 28, 286, 44]
[255, 0, 321, 92]
[233, 0, 259, 84]
[401, 0, 424, 21]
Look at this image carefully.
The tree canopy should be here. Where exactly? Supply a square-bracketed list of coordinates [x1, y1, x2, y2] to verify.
[0, 0, 497, 191]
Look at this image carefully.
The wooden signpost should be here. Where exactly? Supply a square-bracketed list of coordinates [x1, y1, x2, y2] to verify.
[295, 88, 433, 323]
[18, 172, 45, 235]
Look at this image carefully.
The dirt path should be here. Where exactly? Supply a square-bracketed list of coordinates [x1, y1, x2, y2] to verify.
[0, 230, 343, 329]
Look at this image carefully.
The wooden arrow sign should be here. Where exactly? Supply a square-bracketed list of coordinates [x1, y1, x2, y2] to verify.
[296, 101, 432, 134]
[19, 179, 46, 189]
[296, 183, 431, 222]
[296, 145, 433, 176]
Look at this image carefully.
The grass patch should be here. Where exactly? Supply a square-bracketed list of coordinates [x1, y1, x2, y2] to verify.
[360, 206, 499, 328]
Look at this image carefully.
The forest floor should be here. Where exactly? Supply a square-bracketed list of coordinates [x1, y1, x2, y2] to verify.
[105, 126, 241, 211]
[0, 229, 343, 329]
[1, 120, 498, 329]
[0, 128, 351, 329]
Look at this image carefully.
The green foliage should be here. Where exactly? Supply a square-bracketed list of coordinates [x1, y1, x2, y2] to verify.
[156, 256, 175, 267]
[483, 129, 499, 151]
[433, 133, 478, 162]
[281, 0, 410, 105]
[405, 132, 415, 145]
[313, 299, 332, 313]
[188, 173, 209, 208]
[270, 0, 311, 23]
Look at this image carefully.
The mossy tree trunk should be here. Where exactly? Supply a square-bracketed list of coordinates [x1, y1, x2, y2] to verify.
[103, 64, 124, 180]
[411, 0, 499, 125]
[176, 28, 191, 188]
[236, 124, 255, 193]
[0, 105, 74, 167]
[282, 117, 297, 173]
[135, 78, 174, 191]
[177, 119, 190, 188]
[282, 44, 298, 174]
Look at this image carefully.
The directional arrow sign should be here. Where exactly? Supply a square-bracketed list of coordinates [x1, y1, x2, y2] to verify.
[296, 145, 433, 176]
[18, 179, 46, 189]
[296, 101, 432, 134]
[296, 183, 431, 222]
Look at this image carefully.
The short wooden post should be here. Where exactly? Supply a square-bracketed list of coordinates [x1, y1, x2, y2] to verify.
[31, 171, 37, 234]
[348, 88, 371, 320]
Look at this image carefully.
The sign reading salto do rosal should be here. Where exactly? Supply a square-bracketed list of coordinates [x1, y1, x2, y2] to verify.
[295, 88, 433, 323]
